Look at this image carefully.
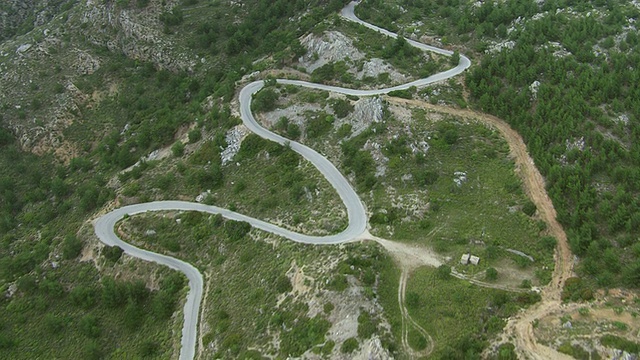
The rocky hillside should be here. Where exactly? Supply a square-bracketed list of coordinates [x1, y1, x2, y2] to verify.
[0, 0, 348, 159]
[0, 0, 76, 41]
[0, 0, 199, 157]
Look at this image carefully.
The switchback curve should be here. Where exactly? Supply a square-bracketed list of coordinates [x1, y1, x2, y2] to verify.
[92, 2, 470, 359]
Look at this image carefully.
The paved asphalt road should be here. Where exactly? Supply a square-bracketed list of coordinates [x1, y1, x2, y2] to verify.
[92, 2, 471, 359]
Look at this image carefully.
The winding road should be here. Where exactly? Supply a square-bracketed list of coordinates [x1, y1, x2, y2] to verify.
[93, 2, 470, 359]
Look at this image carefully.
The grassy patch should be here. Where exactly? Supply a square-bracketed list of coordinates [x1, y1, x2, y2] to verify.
[362, 109, 554, 284]
[406, 267, 536, 358]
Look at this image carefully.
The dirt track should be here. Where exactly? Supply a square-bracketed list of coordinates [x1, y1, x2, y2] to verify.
[399, 268, 434, 358]
[385, 97, 575, 359]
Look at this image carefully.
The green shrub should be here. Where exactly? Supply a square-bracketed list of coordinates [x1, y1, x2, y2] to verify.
[152, 291, 177, 319]
[515, 291, 542, 305]
[496, 343, 517, 360]
[327, 274, 349, 291]
[16, 275, 37, 294]
[522, 200, 537, 216]
[187, 165, 223, 189]
[79, 315, 101, 338]
[275, 117, 302, 140]
[578, 307, 590, 316]
[336, 123, 352, 138]
[160, 7, 184, 26]
[62, 235, 83, 260]
[369, 208, 400, 225]
[340, 337, 359, 353]
[101, 277, 127, 308]
[252, 88, 279, 112]
[280, 315, 331, 356]
[514, 255, 531, 269]
[600, 334, 640, 353]
[189, 140, 221, 166]
[436, 264, 451, 280]
[558, 341, 596, 360]
[323, 302, 334, 314]
[443, 128, 458, 145]
[188, 129, 202, 143]
[223, 220, 251, 242]
[330, 98, 354, 118]
[387, 89, 413, 99]
[124, 301, 145, 330]
[562, 277, 593, 302]
[236, 134, 269, 159]
[220, 332, 243, 355]
[306, 114, 334, 139]
[70, 286, 97, 309]
[612, 321, 628, 331]
[161, 272, 186, 295]
[357, 311, 377, 339]
[520, 279, 532, 289]
[171, 141, 185, 157]
[311, 62, 350, 83]
[450, 50, 460, 66]
[436, 122, 459, 145]
[540, 236, 557, 251]
[83, 340, 102, 360]
[138, 341, 159, 358]
[53, 83, 65, 94]
[614, 307, 624, 315]
[486, 267, 498, 281]
[44, 313, 67, 334]
[319, 340, 335, 355]
[286, 123, 302, 139]
[161, 238, 181, 252]
[0, 333, 15, 350]
[276, 275, 292, 293]
[414, 169, 439, 186]
[103, 245, 124, 263]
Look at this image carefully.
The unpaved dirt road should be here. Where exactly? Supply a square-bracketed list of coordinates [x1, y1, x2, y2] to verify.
[91, 1, 570, 357]
[399, 268, 435, 358]
[386, 97, 575, 359]
[358, 232, 441, 356]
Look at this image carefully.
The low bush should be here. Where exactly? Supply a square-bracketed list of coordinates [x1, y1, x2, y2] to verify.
[387, 89, 412, 99]
[340, 337, 359, 353]
[600, 334, 640, 353]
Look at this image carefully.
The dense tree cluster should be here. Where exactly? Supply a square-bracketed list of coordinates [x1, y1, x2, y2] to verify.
[188, 0, 349, 60]
[465, 5, 640, 287]
[358, 0, 640, 287]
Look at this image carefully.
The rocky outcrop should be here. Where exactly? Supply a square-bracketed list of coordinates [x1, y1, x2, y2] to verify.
[356, 57, 407, 83]
[0, 0, 201, 157]
[78, 0, 197, 72]
[298, 30, 407, 84]
[0, 0, 73, 41]
[349, 96, 383, 137]
[299, 31, 365, 72]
